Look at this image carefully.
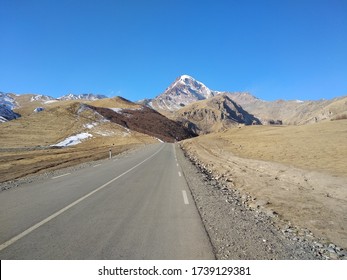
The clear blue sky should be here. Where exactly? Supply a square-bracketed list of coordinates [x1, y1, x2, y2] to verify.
[1, 0, 346, 101]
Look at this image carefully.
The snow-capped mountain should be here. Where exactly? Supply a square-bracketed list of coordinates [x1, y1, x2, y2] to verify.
[0, 92, 20, 122]
[0, 92, 18, 109]
[148, 75, 220, 111]
[30, 94, 55, 102]
[58, 93, 108, 101]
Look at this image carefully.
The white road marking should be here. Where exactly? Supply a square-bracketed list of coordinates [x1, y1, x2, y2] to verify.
[176, 163, 179, 167]
[178, 171, 182, 177]
[93, 164, 102, 168]
[182, 190, 189, 205]
[0, 145, 164, 252]
[52, 173, 71, 180]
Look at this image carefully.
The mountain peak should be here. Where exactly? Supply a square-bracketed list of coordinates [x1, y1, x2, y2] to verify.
[178, 74, 195, 82]
[149, 75, 218, 111]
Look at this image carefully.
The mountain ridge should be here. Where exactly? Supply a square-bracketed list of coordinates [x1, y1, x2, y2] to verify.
[2, 75, 347, 126]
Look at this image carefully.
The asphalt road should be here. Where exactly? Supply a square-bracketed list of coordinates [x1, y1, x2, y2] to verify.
[0, 143, 214, 259]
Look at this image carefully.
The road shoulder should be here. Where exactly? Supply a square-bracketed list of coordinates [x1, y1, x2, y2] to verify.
[175, 144, 324, 260]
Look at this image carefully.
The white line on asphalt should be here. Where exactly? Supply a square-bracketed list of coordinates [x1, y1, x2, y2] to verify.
[52, 173, 71, 179]
[178, 171, 182, 177]
[93, 164, 102, 168]
[182, 190, 189, 205]
[0, 145, 165, 252]
[176, 163, 179, 167]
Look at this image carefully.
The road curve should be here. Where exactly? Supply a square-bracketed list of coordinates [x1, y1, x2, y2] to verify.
[0, 143, 214, 259]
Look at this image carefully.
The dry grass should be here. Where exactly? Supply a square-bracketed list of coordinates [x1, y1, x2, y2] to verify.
[0, 100, 157, 183]
[181, 120, 347, 248]
[214, 120, 347, 176]
[331, 114, 347, 121]
[88, 96, 141, 109]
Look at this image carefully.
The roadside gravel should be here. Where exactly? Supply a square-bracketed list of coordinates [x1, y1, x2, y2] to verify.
[176, 144, 333, 260]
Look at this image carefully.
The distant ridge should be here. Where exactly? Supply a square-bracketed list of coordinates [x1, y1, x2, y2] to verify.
[58, 93, 107, 101]
[142, 75, 347, 126]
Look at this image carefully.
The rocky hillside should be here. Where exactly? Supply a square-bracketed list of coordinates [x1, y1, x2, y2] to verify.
[227, 92, 347, 125]
[175, 94, 261, 134]
[88, 96, 196, 142]
[0, 92, 20, 122]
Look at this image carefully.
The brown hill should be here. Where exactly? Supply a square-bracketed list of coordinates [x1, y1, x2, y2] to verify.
[174, 94, 261, 134]
[90, 105, 197, 142]
[89, 96, 141, 109]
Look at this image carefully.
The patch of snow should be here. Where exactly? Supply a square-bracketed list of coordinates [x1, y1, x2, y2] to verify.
[110, 107, 143, 113]
[0, 116, 8, 123]
[295, 100, 304, 103]
[30, 95, 54, 102]
[0, 92, 18, 109]
[44, 100, 58, 104]
[95, 131, 114, 136]
[34, 107, 44, 113]
[52, 133, 93, 147]
[58, 93, 107, 101]
[110, 108, 123, 113]
[83, 122, 98, 129]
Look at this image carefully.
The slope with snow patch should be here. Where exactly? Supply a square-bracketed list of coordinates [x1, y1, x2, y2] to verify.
[52, 133, 93, 147]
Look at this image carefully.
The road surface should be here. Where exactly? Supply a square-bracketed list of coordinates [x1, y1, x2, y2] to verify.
[0, 143, 214, 259]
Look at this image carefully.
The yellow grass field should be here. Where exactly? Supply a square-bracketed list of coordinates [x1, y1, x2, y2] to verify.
[182, 120, 347, 248]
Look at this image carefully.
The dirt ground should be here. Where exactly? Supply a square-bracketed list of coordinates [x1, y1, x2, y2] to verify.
[181, 120, 347, 249]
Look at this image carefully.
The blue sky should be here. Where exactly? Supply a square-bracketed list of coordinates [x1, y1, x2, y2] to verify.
[1, 0, 346, 101]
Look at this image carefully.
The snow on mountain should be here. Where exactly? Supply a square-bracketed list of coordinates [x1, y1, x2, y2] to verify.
[58, 93, 108, 101]
[51, 132, 93, 147]
[30, 94, 55, 102]
[0, 92, 18, 109]
[0, 92, 20, 122]
[149, 75, 220, 111]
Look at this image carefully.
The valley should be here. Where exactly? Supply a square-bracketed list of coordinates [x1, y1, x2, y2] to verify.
[1, 75, 347, 259]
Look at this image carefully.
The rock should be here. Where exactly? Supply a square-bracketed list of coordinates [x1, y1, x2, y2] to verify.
[328, 243, 336, 249]
[329, 252, 339, 260]
[327, 247, 336, 254]
[34, 107, 44, 113]
[255, 199, 269, 207]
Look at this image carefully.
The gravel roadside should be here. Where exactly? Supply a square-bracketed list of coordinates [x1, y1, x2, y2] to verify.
[176, 144, 334, 260]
